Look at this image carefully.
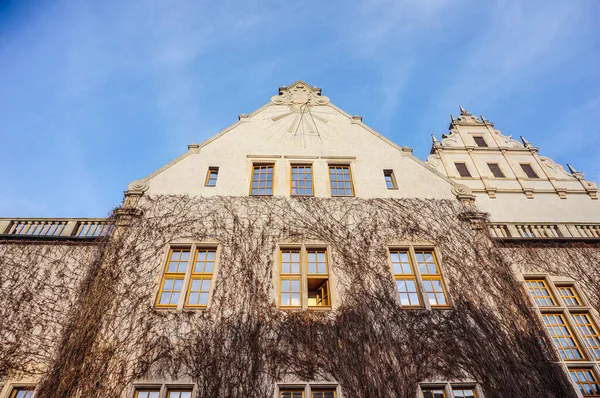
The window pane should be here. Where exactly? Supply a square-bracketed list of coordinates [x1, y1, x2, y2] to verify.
[542, 314, 585, 360]
[329, 165, 354, 196]
[524, 280, 556, 307]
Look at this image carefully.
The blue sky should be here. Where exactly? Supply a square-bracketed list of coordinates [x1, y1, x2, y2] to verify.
[1, 0, 599, 217]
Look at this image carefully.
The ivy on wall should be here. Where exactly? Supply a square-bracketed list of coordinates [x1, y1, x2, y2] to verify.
[1, 196, 589, 397]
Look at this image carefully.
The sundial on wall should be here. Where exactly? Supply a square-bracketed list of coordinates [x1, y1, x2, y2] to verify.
[262, 81, 339, 147]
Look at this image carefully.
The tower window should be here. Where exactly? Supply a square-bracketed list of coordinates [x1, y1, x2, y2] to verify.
[384, 169, 398, 189]
[473, 136, 488, 147]
[520, 163, 540, 179]
[454, 162, 472, 178]
[487, 163, 506, 178]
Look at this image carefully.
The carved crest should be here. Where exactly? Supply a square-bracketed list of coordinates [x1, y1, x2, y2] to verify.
[271, 81, 330, 111]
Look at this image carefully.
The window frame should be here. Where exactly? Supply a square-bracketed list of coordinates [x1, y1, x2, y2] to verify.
[277, 245, 333, 310]
[520, 163, 540, 179]
[133, 387, 162, 398]
[290, 163, 315, 197]
[473, 136, 488, 148]
[8, 386, 35, 398]
[250, 163, 275, 196]
[155, 244, 219, 310]
[486, 163, 506, 178]
[328, 164, 355, 197]
[277, 384, 339, 398]
[569, 367, 600, 397]
[383, 169, 398, 190]
[454, 162, 472, 178]
[542, 312, 587, 361]
[420, 383, 481, 398]
[204, 167, 219, 187]
[388, 246, 451, 309]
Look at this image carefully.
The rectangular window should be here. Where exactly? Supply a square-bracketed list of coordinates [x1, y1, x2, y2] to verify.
[134, 389, 161, 398]
[251, 164, 274, 195]
[186, 248, 216, 308]
[167, 390, 192, 398]
[572, 313, 600, 360]
[570, 369, 600, 397]
[416, 250, 450, 307]
[390, 250, 421, 307]
[312, 390, 336, 398]
[10, 388, 35, 398]
[542, 313, 585, 360]
[291, 164, 314, 196]
[280, 249, 302, 307]
[520, 163, 540, 179]
[280, 391, 304, 398]
[451, 388, 477, 397]
[557, 286, 582, 307]
[384, 169, 398, 189]
[329, 165, 354, 196]
[473, 136, 488, 147]
[454, 162, 472, 178]
[487, 163, 505, 178]
[156, 246, 217, 309]
[205, 167, 219, 187]
[422, 389, 446, 398]
[307, 249, 330, 307]
[279, 247, 331, 309]
[524, 279, 556, 307]
[157, 248, 189, 307]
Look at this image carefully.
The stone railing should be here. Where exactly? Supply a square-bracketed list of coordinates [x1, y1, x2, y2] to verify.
[0, 218, 112, 240]
[489, 222, 600, 240]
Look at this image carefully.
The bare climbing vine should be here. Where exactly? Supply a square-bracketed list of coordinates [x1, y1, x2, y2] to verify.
[1, 196, 591, 397]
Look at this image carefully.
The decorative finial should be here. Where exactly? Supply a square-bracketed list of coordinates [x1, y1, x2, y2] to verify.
[459, 105, 471, 116]
[567, 164, 585, 179]
[431, 134, 440, 144]
[520, 136, 532, 148]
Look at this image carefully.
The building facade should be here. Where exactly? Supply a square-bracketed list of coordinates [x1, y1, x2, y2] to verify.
[0, 81, 599, 398]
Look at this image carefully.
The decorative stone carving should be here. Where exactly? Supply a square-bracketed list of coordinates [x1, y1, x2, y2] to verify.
[452, 184, 472, 197]
[128, 180, 149, 192]
[492, 130, 523, 148]
[441, 129, 460, 147]
[452, 106, 484, 125]
[426, 154, 442, 169]
[271, 81, 330, 111]
[540, 157, 571, 178]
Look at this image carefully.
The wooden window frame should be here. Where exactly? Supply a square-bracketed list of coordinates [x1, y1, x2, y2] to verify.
[524, 278, 557, 307]
[133, 388, 162, 398]
[165, 389, 194, 398]
[487, 163, 506, 178]
[204, 167, 219, 187]
[557, 285, 583, 307]
[420, 383, 480, 398]
[250, 163, 275, 196]
[384, 169, 398, 190]
[156, 245, 219, 310]
[473, 136, 488, 148]
[454, 162, 472, 178]
[388, 247, 451, 309]
[278, 245, 332, 310]
[520, 163, 540, 179]
[571, 312, 600, 361]
[311, 389, 337, 398]
[542, 313, 587, 361]
[290, 164, 315, 196]
[279, 389, 305, 398]
[9, 387, 35, 398]
[569, 368, 600, 397]
[328, 164, 355, 197]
